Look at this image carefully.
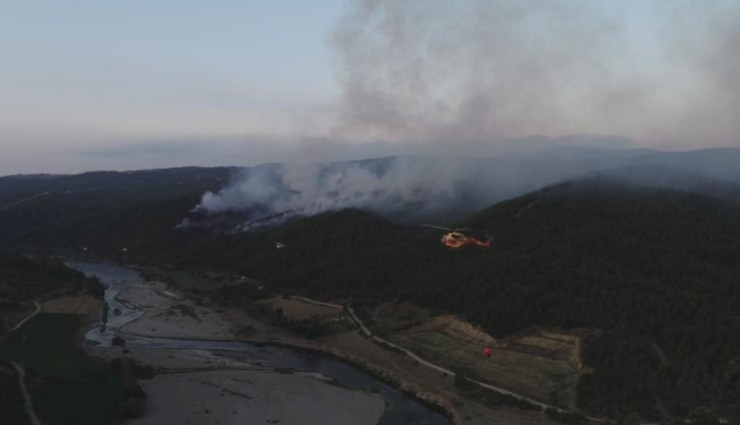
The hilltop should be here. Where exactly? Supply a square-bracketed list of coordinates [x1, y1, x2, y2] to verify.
[5, 148, 740, 254]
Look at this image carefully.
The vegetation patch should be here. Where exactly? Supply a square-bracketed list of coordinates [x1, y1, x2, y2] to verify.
[158, 270, 221, 291]
[248, 302, 352, 339]
[0, 251, 102, 301]
[0, 313, 138, 425]
[174, 304, 201, 321]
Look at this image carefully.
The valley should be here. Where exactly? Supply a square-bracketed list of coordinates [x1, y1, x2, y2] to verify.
[97, 260, 591, 424]
[3, 154, 740, 424]
[5, 2, 740, 423]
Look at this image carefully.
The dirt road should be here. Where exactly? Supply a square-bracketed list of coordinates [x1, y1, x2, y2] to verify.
[10, 301, 40, 332]
[11, 361, 42, 425]
[8, 300, 43, 425]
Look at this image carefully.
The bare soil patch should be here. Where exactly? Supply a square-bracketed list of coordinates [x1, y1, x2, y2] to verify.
[386, 315, 585, 409]
[42, 296, 100, 315]
[258, 297, 343, 321]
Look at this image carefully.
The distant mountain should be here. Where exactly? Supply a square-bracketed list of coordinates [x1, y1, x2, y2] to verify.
[5, 149, 740, 255]
[188, 148, 740, 230]
[0, 167, 235, 256]
[497, 133, 637, 155]
[586, 164, 740, 205]
[4, 148, 740, 236]
[0, 166, 236, 205]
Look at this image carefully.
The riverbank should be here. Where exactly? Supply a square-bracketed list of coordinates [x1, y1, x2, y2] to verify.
[84, 275, 395, 425]
[96, 271, 558, 425]
[127, 369, 385, 425]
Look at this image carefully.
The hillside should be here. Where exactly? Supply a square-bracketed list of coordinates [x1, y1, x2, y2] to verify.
[2, 166, 740, 419]
[5, 151, 740, 257]
[0, 250, 102, 342]
[176, 178, 740, 420]
[0, 167, 234, 256]
[53, 175, 736, 420]
[0, 251, 98, 302]
[184, 148, 740, 228]
[0, 166, 235, 206]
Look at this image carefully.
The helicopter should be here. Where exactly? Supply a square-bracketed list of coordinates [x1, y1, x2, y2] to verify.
[422, 225, 493, 250]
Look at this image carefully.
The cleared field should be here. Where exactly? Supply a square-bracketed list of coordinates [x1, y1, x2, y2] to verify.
[322, 329, 562, 425]
[259, 297, 344, 321]
[0, 313, 122, 425]
[388, 317, 581, 408]
[42, 296, 99, 315]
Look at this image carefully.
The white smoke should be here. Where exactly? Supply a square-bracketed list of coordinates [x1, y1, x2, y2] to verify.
[191, 1, 740, 225]
[191, 136, 644, 227]
[328, 0, 740, 149]
[195, 157, 465, 223]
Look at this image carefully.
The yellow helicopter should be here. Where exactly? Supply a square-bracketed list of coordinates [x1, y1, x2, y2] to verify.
[422, 225, 493, 250]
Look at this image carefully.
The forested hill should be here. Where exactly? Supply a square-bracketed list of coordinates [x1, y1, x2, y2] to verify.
[0, 167, 234, 256]
[187, 177, 740, 420]
[3, 170, 740, 418]
[0, 166, 235, 206]
[0, 251, 98, 301]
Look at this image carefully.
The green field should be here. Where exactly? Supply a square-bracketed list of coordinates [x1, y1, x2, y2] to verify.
[163, 270, 221, 290]
[0, 313, 122, 425]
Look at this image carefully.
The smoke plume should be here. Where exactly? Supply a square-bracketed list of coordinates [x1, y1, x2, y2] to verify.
[194, 157, 475, 227]
[329, 0, 740, 149]
[189, 148, 627, 228]
[191, 1, 740, 228]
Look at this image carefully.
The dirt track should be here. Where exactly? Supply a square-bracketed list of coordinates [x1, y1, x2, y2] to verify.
[8, 300, 43, 425]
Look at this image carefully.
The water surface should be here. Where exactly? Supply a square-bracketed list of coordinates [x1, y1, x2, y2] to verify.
[69, 261, 451, 425]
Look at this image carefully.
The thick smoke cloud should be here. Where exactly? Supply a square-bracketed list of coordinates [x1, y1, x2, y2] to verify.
[190, 148, 630, 227]
[329, 0, 740, 148]
[192, 1, 740, 227]
[195, 158, 467, 225]
[660, 1, 740, 147]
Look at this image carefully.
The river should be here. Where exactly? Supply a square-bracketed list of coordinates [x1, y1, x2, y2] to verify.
[69, 261, 451, 425]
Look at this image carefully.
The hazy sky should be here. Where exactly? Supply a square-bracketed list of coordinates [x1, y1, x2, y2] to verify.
[2, 1, 739, 174]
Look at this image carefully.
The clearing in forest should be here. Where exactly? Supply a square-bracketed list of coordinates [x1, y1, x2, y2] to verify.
[378, 309, 588, 409]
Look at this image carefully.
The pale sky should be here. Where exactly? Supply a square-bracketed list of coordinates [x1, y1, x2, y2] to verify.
[1, 1, 739, 174]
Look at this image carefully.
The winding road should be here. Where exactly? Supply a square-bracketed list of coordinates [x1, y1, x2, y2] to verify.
[295, 296, 612, 421]
[342, 305, 574, 414]
[2, 192, 50, 211]
[11, 361, 42, 425]
[11, 300, 41, 332]
[8, 300, 43, 425]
